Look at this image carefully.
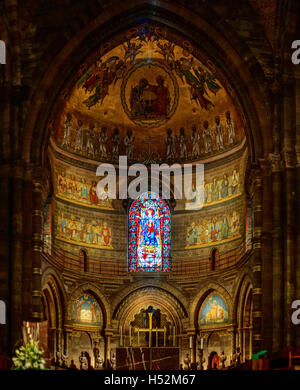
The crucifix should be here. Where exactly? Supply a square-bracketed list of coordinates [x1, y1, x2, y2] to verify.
[134, 312, 166, 348]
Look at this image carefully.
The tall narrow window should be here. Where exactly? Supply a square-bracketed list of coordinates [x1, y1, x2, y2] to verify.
[128, 192, 171, 272]
[79, 249, 88, 272]
[211, 248, 219, 271]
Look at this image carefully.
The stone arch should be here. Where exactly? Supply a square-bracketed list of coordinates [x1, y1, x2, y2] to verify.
[232, 271, 253, 325]
[112, 279, 188, 319]
[21, 0, 272, 169]
[41, 270, 65, 330]
[191, 281, 233, 329]
[67, 282, 111, 328]
[112, 286, 187, 339]
[232, 272, 253, 360]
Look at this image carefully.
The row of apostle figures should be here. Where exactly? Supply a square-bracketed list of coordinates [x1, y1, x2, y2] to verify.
[61, 113, 134, 160]
[165, 111, 236, 160]
[60, 111, 236, 161]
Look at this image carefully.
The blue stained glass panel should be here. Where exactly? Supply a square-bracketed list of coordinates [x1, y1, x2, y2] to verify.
[128, 192, 171, 272]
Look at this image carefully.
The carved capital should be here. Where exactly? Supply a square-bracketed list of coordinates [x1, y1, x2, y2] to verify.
[268, 153, 283, 173]
[282, 149, 296, 169]
[258, 158, 271, 176]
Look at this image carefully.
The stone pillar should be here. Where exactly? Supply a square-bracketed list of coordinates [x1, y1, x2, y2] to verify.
[51, 328, 57, 359]
[270, 63, 284, 352]
[104, 329, 113, 368]
[10, 163, 24, 351]
[282, 71, 297, 347]
[249, 326, 253, 358]
[237, 327, 242, 351]
[251, 167, 263, 353]
[64, 329, 71, 357]
[242, 328, 246, 361]
[230, 327, 236, 358]
[259, 158, 273, 353]
[295, 69, 300, 348]
[23, 164, 33, 320]
[0, 165, 10, 356]
[32, 173, 43, 321]
[269, 153, 284, 352]
[283, 153, 296, 347]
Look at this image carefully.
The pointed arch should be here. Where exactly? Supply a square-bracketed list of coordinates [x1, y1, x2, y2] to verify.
[128, 191, 171, 272]
[190, 281, 233, 329]
[67, 282, 111, 328]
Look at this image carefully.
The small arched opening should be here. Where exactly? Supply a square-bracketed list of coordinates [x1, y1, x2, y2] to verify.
[210, 248, 219, 271]
[79, 249, 88, 272]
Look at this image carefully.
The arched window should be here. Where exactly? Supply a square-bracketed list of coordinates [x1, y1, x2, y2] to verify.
[211, 248, 219, 271]
[79, 249, 88, 272]
[128, 192, 171, 272]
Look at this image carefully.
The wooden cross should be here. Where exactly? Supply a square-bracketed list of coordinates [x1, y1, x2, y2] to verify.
[134, 312, 166, 348]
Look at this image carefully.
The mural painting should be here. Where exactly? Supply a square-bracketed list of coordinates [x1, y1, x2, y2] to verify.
[200, 294, 228, 325]
[186, 211, 241, 248]
[52, 23, 244, 163]
[185, 169, 241, 210]
[56, 170, 113, 210]
[55, 211, 113, 249]
[71, 295, 101, 326]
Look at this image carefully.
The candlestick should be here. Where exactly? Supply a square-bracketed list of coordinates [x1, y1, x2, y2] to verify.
[189, 335, 193, 349]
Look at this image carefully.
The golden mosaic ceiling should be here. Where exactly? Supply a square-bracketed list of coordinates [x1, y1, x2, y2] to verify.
[51, 24, 245, 163]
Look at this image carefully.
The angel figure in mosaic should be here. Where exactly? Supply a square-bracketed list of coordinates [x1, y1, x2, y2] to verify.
[155, 41, 175, 63]
[123, 40, 143, 63]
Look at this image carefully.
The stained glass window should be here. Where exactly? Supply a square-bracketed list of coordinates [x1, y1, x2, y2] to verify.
[128, 192, 171, 272]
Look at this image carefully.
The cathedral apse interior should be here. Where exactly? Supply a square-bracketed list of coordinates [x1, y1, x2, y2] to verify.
[0, 0, 299, 373]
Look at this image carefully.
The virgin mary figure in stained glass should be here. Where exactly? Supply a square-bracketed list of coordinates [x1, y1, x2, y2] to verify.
[128, 192, 171, 272]
[137, 202, 162, 268]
